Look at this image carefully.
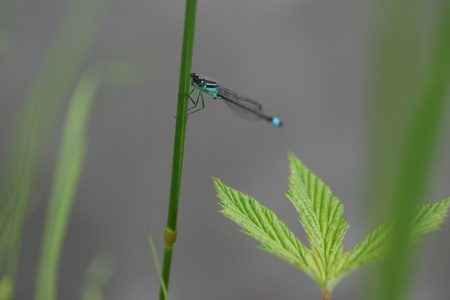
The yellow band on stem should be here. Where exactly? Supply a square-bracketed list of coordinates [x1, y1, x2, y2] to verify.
[164, 228, 177, 248]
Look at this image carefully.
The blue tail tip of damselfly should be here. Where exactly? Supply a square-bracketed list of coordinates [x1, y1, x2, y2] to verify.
[270, 117, 282, 127]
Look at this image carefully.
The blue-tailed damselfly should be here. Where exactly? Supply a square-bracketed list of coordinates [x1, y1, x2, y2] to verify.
[187, 73, 282, 127]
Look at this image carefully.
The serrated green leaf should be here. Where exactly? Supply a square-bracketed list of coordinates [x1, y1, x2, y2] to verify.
[342, 223, 392, 273]
[342, 198, 450, 275]
[214, 153, 450, 295]
[286, 152, 349, 288]
[410, 198, 450, 240]
[213, 178, 310, 272]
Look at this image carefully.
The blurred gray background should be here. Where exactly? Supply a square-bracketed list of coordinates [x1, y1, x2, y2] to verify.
[2, 0, 449, 299]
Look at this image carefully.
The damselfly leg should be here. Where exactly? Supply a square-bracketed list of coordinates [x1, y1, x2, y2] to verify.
[186, 89, 205, 116]
[175, 89, 205, 119]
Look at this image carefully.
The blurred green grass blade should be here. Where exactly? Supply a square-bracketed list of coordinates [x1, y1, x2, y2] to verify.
[33, 62, 140, 300]
[381, 5, 450, 298]
[81, 253, 116, 300]
[370, 1, 450, 299]
[0, 0, 111, 295]
[0, 275, 13, 300]
[367, 0, 423, 221]
[34, 70, 98, 300]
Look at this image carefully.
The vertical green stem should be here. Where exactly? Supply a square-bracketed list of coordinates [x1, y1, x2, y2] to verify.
[159, 1, 197, 299]
[322, 289, 331, 300]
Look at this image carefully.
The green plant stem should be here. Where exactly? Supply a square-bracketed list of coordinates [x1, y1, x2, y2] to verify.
[322, 289, 331, 300]
[159, 1, 197, 299]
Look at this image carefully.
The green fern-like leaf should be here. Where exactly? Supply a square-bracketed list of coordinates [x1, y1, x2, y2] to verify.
[343, 198, 450, 273]
[214, 153, 450, 295]
[286, 152, 349, 289]
[214, 178, 311, 273]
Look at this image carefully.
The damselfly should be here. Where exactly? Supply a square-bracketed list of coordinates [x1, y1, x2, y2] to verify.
[187, 73, 282, 127]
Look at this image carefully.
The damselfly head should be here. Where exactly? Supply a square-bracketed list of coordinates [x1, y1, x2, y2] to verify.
[190, 73, 205, 88]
